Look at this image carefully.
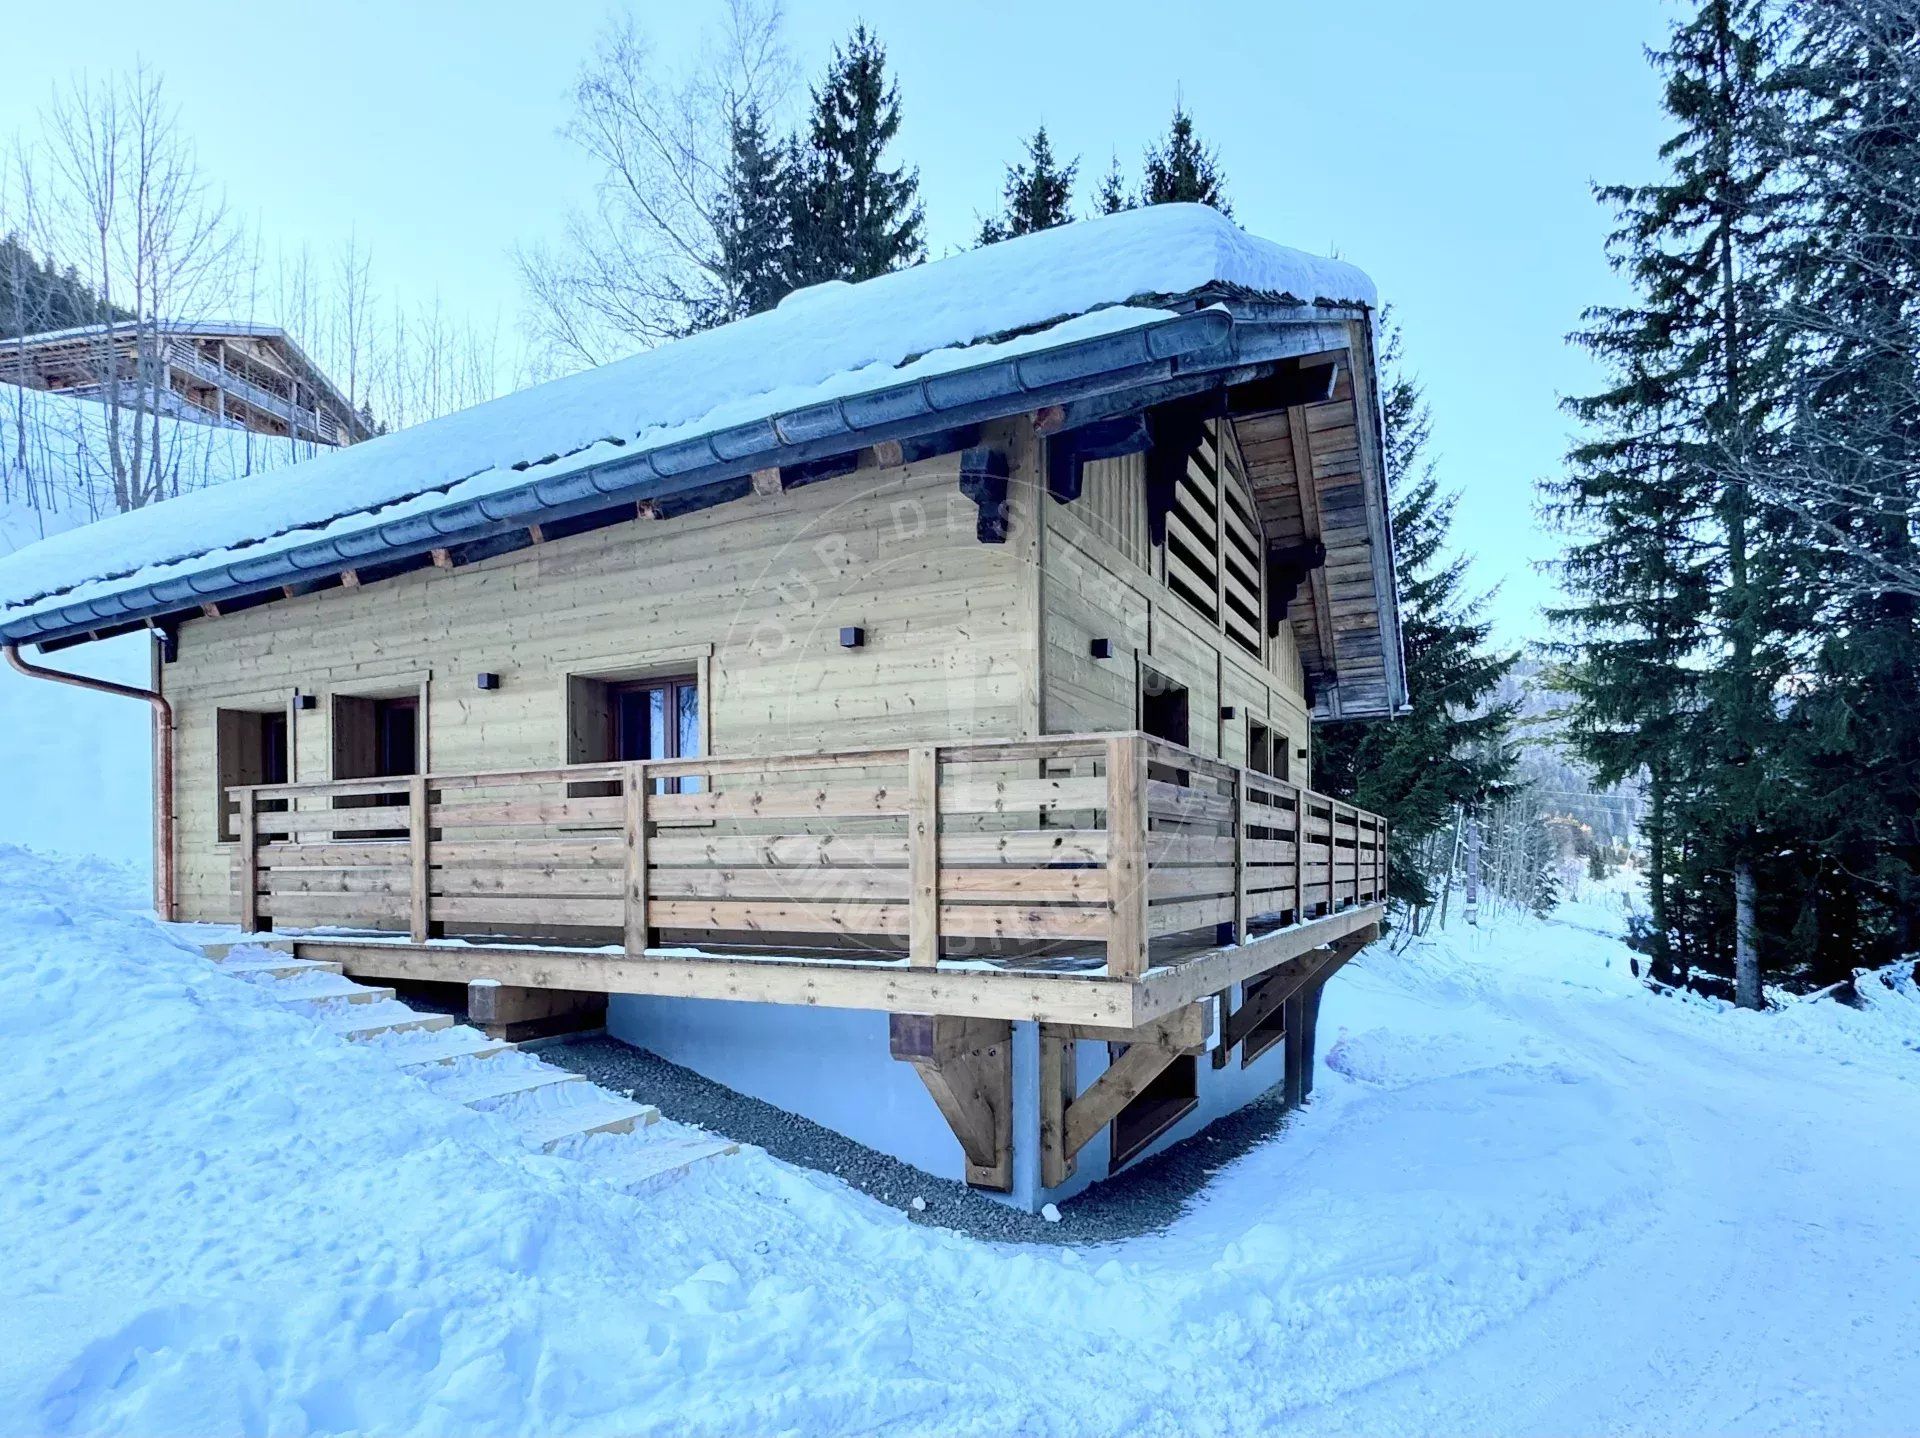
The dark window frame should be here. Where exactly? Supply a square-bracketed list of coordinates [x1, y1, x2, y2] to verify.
[215, 706, 291, 842]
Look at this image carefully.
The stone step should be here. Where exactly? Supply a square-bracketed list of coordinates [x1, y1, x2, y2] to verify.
[326, 1002, 454, 1041]
[218, 955, 344, 978]
[583, 1133, 741, 1190]
[385, 1029, 516, 1069]
[428, 1060, 585, 1107]
[203, 939, 295, 961]
[269, 977, 394, 1005]
[494, 1086, 661, 1151]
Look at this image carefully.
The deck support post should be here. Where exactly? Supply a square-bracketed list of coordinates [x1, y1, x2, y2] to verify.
[408, 775, 431, 944]
[237, 788, 261, 933]
[1039, 1025, 1075, 1189]
[623, 763, 651, 955]
[1283, 993, 1309, 1106]
[889, 1014, 1012, 1190]
[1106, 735, 1148, 980]
[468, 981, 606, 1041]
[1298, 982, 1326, 1102]
[907, 746, 939, 966]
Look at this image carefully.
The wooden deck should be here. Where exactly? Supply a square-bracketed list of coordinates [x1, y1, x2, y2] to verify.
[228, 731, 1387, 1025]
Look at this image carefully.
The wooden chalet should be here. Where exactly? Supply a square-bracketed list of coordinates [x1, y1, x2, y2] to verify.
[0, 205, 1404, 1210]
[0, 320, 371, 447]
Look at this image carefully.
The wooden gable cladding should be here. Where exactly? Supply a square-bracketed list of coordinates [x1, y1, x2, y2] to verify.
[1230, 334, 1399, 720]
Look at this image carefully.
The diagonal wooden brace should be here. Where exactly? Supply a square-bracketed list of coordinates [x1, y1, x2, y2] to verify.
[1049, 1003, 1211, 1169]
[890, 1015, 1013, 1190]
[1215, 923, 1378, 1065]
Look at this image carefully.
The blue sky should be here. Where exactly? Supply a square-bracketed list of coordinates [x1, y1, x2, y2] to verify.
[6, 0, 1673, 646]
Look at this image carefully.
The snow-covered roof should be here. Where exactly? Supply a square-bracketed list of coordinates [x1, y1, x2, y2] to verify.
[0, 205, 1375, 646]
[7, 319, 296, 347]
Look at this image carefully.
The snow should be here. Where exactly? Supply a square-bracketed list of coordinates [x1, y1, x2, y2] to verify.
[3, 843, 1917, 1435]
[0, 205, 1375, 636]
[0, 389, 323, 871]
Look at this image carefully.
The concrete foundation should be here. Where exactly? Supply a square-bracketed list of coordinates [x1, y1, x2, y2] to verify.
[609, 972, 1327, 1213]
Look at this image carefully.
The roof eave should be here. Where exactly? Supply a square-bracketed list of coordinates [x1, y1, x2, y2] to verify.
[0, 302, 1361, 649]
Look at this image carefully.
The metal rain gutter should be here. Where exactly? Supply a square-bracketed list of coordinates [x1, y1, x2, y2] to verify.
[1, 306, 1348, 648]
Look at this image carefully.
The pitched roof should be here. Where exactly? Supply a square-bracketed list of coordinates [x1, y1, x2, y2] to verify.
[0, 319, 364, 430]
[0, 204, 1376, 647]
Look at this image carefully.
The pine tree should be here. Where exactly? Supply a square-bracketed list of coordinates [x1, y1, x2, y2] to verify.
[705, 102, 791, 325]
[977, 127, 1077, 245]
[1546, 391, 1716, 985]
[1314, 321, 1519, 910]
[0, 233, 125, 339]
[1093, 153, 1132, 215]
[1549, 0, 1798, 1005]
[1140, 104, 1231, 214]
[1765, 0, 1920, 965]
[787, 26, 925, 287]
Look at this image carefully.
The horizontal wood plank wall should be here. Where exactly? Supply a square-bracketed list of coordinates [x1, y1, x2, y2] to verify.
[1039, 469, 1312, 769]
[170, 425, 1040, 922]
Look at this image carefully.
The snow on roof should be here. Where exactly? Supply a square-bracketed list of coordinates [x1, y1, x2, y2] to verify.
[0, 205, 1374, 639]
[7, 319, 295, 347]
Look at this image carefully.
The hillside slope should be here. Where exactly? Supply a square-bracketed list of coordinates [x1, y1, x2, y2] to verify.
[0, 388, 320, 869]
[1, 848, 1914, 1436]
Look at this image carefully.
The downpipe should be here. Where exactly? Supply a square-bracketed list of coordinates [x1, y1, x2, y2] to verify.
[4, 641, 175, 921]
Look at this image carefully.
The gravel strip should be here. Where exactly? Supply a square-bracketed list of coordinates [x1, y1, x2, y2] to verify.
[545, 1033, 1301, 1245]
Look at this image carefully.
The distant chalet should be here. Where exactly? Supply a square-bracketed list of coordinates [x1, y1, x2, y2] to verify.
[0, 320, 370, 448]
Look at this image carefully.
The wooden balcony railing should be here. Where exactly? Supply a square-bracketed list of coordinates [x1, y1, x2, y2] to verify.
[228, 731, 1387, 981]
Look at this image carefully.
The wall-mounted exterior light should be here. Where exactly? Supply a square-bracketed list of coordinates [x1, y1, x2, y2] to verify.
[839, 627, 866, 649]
[475, 672, 501, 691]
[1089, 638, 1113, 660]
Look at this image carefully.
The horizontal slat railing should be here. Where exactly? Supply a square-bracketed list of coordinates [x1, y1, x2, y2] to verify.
[227, 730, 1385, 980]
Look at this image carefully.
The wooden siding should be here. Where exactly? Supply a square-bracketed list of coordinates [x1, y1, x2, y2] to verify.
[1232, 323, 1397, 718]
[1038, 426, 1311, 780]
[168, 422, 1045, 923]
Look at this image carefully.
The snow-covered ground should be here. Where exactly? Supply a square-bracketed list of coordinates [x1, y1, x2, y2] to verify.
[0, 387, 320, 869]
[1, 847, 1915, 1436]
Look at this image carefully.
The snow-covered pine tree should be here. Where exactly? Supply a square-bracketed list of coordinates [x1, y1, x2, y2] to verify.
[1313, 322, 1518, 913]
[1140, 104, 1231, 214]
[1552, 0, 1798, 1005]
[1093, 153, 1131, 215]
[977, 127, 1078, 245]
[787, 26, 924, 287]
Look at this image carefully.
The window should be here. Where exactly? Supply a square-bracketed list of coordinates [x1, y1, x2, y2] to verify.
[333, 694, 420, 783]
[1248, 721, 1273, 777]
[215, 707, 289, 841]
[568, 671, 704, 793]
[1108, 1046, 1199, 1168]
[1240, 972, 1288, 1064]
[1247, 721, 1290, 782]
[1140, 666, 1189, 748]
[332, 690, 423, 836]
